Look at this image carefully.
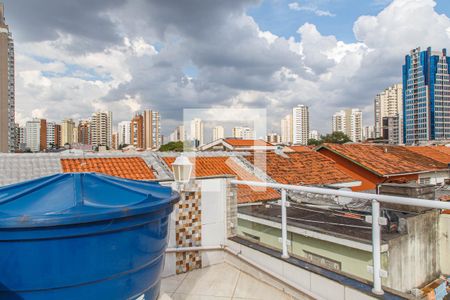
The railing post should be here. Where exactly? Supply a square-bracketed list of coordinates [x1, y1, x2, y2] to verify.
[371, 199, 384, 295]
[281, 189, 289, 259]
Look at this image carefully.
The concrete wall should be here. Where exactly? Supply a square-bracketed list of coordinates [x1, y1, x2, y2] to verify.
[419, 171, 449, 185]
[386, 210, 440, 292]
[439, 214, 450, 274]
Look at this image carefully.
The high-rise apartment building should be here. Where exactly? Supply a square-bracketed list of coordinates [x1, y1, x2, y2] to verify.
[266, 133, 281, 144]
[374, 84, 403, 142]
[78, 120, 91, 145]
[131, 114, 144, 148]
[332, 109, 363, 142]
[25, 119, 46, 152]
[0, 4, 14, 152]
[46, 122, 56, 148]
[403, 47, 450, 144]
[54, 124, 61, 148]
[232, 127, 254, 140]
[190, 118, 204, 147]
[90, 111, 112, 148]
[72, 126, 78, 144]
[309, 130, 319, 141]
[363, 125, 375, 141]
[169, 125, 185, 142]
[15, 124, 25, 151]
[383, 116, 400, 145]
[292, 105, 309, 145]
[61, 119, 75, 146]
[117, 121, 131, 146]
[143, 110, 161, 149]
[280, 114, 292, 144]
[212, 126, 224, 141]
[111, 132, 118, 150]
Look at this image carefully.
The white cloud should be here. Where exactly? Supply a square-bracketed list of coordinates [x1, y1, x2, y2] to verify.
[288, 2, 336, 17]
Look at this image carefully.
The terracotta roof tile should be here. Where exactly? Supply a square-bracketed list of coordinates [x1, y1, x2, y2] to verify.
[321, 144, 448, 176]
[163, 156, 279, 203]
[244, 151, 355, 185]
[407, 146, 450, 165]
[284, 145, 313, 152]
[61, 157, 156, 180]
[224, 139, 272, 147]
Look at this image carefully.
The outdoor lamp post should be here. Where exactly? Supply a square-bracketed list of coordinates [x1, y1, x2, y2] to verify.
[172, 155, 193, 183]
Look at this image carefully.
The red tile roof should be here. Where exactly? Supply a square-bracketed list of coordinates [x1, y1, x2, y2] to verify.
[407, 146, 450, 164]
[61, 157, 156, 180]
[320, 144, 448, 176]
[244, 151, 356, 185]
[163, 156, 279, 203]
[284, 145, 313, 152]
[224, 139, 272, 147]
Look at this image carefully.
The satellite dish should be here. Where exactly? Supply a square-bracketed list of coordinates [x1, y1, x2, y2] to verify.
[335, 187, 353, 205]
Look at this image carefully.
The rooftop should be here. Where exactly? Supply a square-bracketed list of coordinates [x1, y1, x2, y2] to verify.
[318, 143, 448, 176]
[243, 151, 356, 186]
[406, 146, 450, 165]
[158, 262, 304, 300]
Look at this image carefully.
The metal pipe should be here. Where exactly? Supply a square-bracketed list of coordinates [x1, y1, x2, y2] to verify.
[231, 180, 450, 210]
[371, 200, 384, 295]
[165, 245, 223, 253]
[281, 189, 289, 259]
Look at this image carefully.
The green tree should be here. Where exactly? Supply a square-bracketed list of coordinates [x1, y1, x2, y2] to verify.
[307, 138, 321, 146]
[320, 131, 352, 144]
[159, 141, 193, 152]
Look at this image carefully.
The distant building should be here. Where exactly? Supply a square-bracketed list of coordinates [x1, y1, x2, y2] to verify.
[308, 130, 319, 141]
[111, 132, 118, 150]
[374, 84, 403, 138]
[332, 109, 363, 142]
[363, 125, 375, 141]
[117, 121, 131, 146]
[72, 126, 78, 144]
[232, 127, 254, 140]
[199, 138, 276, 151]
[46, 122, 57, 148]
[190, 118, 204, 147]
[90, 111, 112, 148]
[403, 47, 450, 144]
[169, 125, 185, 142]
[78, 120, 91, 145]
[383, 116, 400, 145]
[280, 114, 292, 144]
[0, 4, 15, 153]
[61, 119, 75, 146]
[266, 133, 281, 144]
[212, 126, 224, 141]
[143, 109, 161, 150]
[25, 119, 46, 152]
[131, 114, 144, 148]
[292, 105, 309, 145]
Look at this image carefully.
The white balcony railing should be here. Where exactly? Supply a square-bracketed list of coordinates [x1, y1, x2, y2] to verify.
[231, 179, 450, 296]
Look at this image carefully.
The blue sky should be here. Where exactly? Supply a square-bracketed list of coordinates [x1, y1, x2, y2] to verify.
[249, 0, 450, 43]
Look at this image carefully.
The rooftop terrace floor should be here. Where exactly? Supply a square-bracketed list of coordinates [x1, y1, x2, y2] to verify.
[158, 262, 306, 300]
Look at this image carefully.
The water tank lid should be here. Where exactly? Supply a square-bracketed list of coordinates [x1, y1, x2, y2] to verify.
[0, 173, 179, 228]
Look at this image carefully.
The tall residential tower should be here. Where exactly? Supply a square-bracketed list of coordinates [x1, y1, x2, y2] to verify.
[0, 4, 14, 152]
[292, 105, 309, 145]
[374, 84, 403, 143]
[403, 47, 450, 144]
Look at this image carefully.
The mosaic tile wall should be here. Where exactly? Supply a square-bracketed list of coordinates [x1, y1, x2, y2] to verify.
[175, 183, 202, 274]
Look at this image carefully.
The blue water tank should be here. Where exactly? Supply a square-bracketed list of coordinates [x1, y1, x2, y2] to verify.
[0, 173, 180, 300]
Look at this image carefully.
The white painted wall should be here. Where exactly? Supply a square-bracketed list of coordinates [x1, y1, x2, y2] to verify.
[418, 171, 449, 185]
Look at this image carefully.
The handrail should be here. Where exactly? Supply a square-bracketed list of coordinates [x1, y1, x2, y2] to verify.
[230, 179, 449, 296]
[231, 179, 450, 210]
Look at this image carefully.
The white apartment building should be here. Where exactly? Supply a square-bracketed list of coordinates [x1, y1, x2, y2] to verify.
[363, 125, 375, 141]
[90, 111, 112, 148]
[332, 109, 363, 142]
[25, 119, 41, 153]
[170, 125, 186, 142]
[280, 114, 292, 144]
[266, 132, 281, 144]
[212, 126, 224, 141]
[190, 118, 204, 147]
[46, 122, 56, 148]
[292, 105, 309, 145]
[374, 84, 403, 140]
[118, 121, 131, 146]
[232, 127, 254, 140]
[309, 130, 319, 141]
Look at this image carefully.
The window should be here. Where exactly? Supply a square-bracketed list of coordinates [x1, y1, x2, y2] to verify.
[419, 177, 431, 185]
